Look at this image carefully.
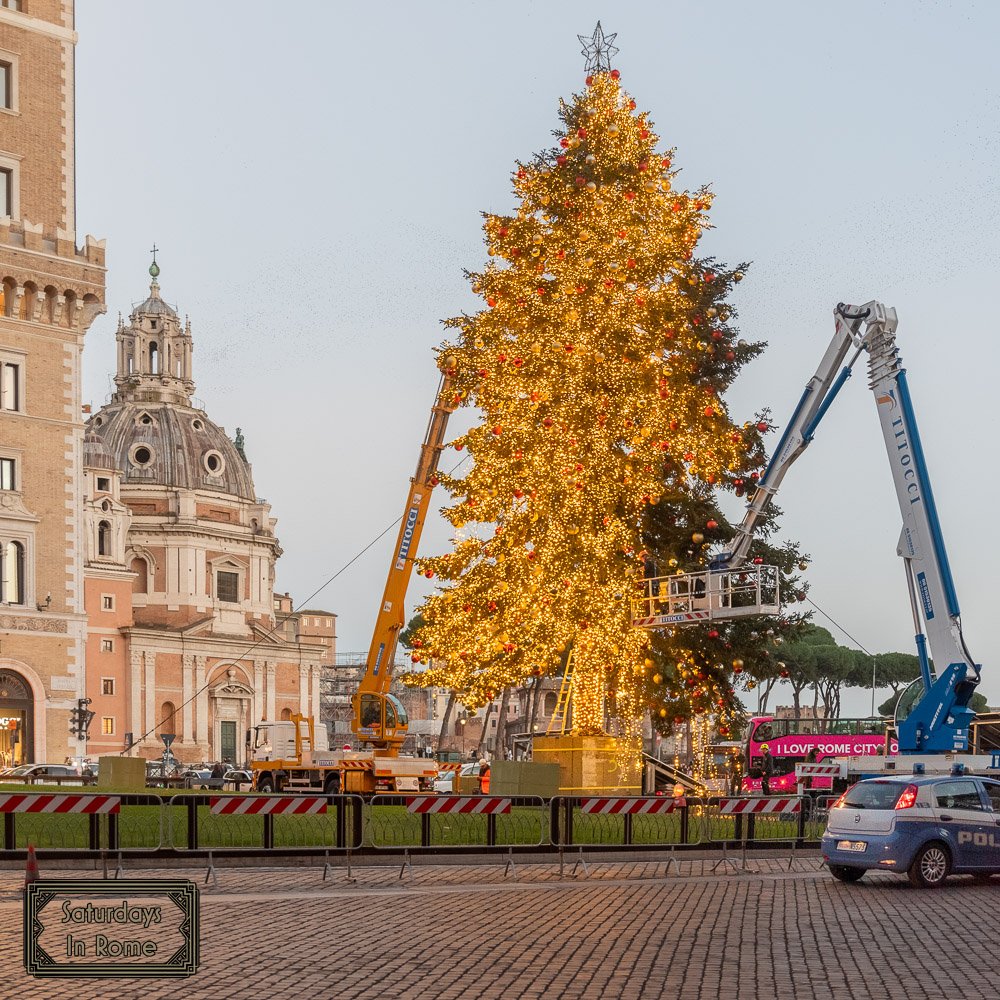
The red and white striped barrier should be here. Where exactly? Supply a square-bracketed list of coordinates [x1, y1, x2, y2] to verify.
[718, 797, 800, 815]
[210, 796, 327, 816]
[0, 793, 120, 814]
[406, 796, 511, 815]
[580, 797, 686, 815]
[794, 764, 841, 777]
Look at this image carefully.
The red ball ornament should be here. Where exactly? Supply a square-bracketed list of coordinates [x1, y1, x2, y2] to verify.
[560, 137, 570, 148]
[640, 129, 650, 139]
[726, 351, 736, 361]
[513, 357, 523, 367]
[429, 476, 439, 486]
[628, 99, 636, 109]
[585, 75, 594, 86]
[577, 128, 587, 139]
[557, 155, 567, 166]
[575, 176, 586, 186]
[492, 426, 502, 436]
[411, 653, 420, 663]
[704, 406, 715, 417]
[712, 330, 724, 341]
[708, 629, 720, 639]
[732, 665, 743, 675]
[706, 519, 718, 530]
[498, 227, 508, 238]
[454, 443, 464, 451]
[661, 158, 671, 169]
[424, 570, 434, 578]
[610, 69, 621, 80]
[624, 191, 635, 200]
[780, 669, 790, 679]
[626, 258, 636, 268]
[752, 556, 763, 565]
[757, 421, 769, 432]
[542, 417, 554, 427]
[462, 603, 471, 612]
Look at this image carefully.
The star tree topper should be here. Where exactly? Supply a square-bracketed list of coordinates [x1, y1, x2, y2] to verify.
[578, 22, 619, 74]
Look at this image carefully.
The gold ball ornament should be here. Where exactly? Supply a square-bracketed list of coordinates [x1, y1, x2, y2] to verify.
[691, 532, 704, 544]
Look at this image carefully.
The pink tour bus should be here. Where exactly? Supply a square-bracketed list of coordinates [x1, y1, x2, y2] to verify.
[742, 715, 897, 793]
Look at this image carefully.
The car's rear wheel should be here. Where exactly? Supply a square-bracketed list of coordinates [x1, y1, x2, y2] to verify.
[908, 842, 950, 888]
[829, 865, 865, 883]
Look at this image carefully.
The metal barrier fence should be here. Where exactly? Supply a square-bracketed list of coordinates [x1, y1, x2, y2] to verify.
[166, 794, 363, 852]
[0, 791, 831, 859]
[702, 796, 804, 846]
[552, 796, 700, 848]
[367, 795, 547, 849]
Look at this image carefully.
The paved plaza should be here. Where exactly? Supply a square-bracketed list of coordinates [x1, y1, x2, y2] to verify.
[0, 855, 996, 999]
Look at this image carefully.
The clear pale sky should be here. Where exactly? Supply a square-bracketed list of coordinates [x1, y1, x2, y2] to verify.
[74, 1, 1000, 715]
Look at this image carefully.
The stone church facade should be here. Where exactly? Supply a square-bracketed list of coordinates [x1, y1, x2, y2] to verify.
[0, 1, 333, 768]
[81, 270, 330, 764]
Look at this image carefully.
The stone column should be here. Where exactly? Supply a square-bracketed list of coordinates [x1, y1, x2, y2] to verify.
[143, 652, 156, 739]
[129, 649, 143, 746]
[253, 659, 265, 723]
[195, 656, 208, 746]
[299, 665, 309, 716]
[265, 662, 276, 720]
[182, 654, 194, 743]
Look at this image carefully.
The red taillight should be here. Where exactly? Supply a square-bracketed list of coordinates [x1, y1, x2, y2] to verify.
[895, 784, 918, 810]
[832, 790, 848, 808]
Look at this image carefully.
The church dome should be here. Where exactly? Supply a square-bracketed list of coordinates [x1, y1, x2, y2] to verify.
[87, 400, 256, 500]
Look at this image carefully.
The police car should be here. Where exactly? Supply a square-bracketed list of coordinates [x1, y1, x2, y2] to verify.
[822, 774, 1000, 887]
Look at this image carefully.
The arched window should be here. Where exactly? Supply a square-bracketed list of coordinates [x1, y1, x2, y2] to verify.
[543, 692, 558, 716]
[158, 702, 176, 737]
[1, 540, 25, 605]
[149, 341, 159, 374]
[130, 556, 148, 594]
[97, 520, 111, 557]
[279, 708, 292, 721]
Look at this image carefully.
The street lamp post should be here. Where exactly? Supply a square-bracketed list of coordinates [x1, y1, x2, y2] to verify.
[871, 655, 877, 717]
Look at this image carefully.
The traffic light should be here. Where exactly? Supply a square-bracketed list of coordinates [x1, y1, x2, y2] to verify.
[70, 698, 94, 740]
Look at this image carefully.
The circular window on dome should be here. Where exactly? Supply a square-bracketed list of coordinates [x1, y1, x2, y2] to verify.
[139, 413, 153, 426]
[131, 445, 154, 468]
[203, 451, 225, 476]
[94, 416, 103, 427]
[192, 419, 204, 431]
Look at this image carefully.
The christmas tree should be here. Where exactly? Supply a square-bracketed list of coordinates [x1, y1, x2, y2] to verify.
[405, 26, 806, 754]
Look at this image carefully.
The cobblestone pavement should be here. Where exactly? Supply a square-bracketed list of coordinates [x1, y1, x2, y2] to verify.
[0, 855, 997, 999]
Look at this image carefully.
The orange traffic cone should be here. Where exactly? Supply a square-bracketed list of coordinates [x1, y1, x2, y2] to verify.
[24, 843, 39, 892]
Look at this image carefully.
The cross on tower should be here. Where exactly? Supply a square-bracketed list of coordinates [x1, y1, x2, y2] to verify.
[578, 22, 619, 74]
[149, 243, 161, 279]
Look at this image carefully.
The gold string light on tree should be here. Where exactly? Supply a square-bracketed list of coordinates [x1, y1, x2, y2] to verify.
[404, 26, 792, 762]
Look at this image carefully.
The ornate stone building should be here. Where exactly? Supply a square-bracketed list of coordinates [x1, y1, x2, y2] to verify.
[82, 267, 327, 764]
[0, 0, 106, 768]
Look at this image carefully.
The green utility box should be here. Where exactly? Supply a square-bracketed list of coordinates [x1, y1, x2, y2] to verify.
[489, 761, 561, 798]
[97, 755, 145, 791]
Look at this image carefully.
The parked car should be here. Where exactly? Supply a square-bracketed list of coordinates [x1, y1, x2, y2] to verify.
[1, 763, 89, 784]
[224, 768, 252, 787]
[433, 762, 482, 794]
[822, 773, 1000, 887]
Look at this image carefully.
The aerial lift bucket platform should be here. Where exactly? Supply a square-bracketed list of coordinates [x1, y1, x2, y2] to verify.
[631, 565, 781, 629]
